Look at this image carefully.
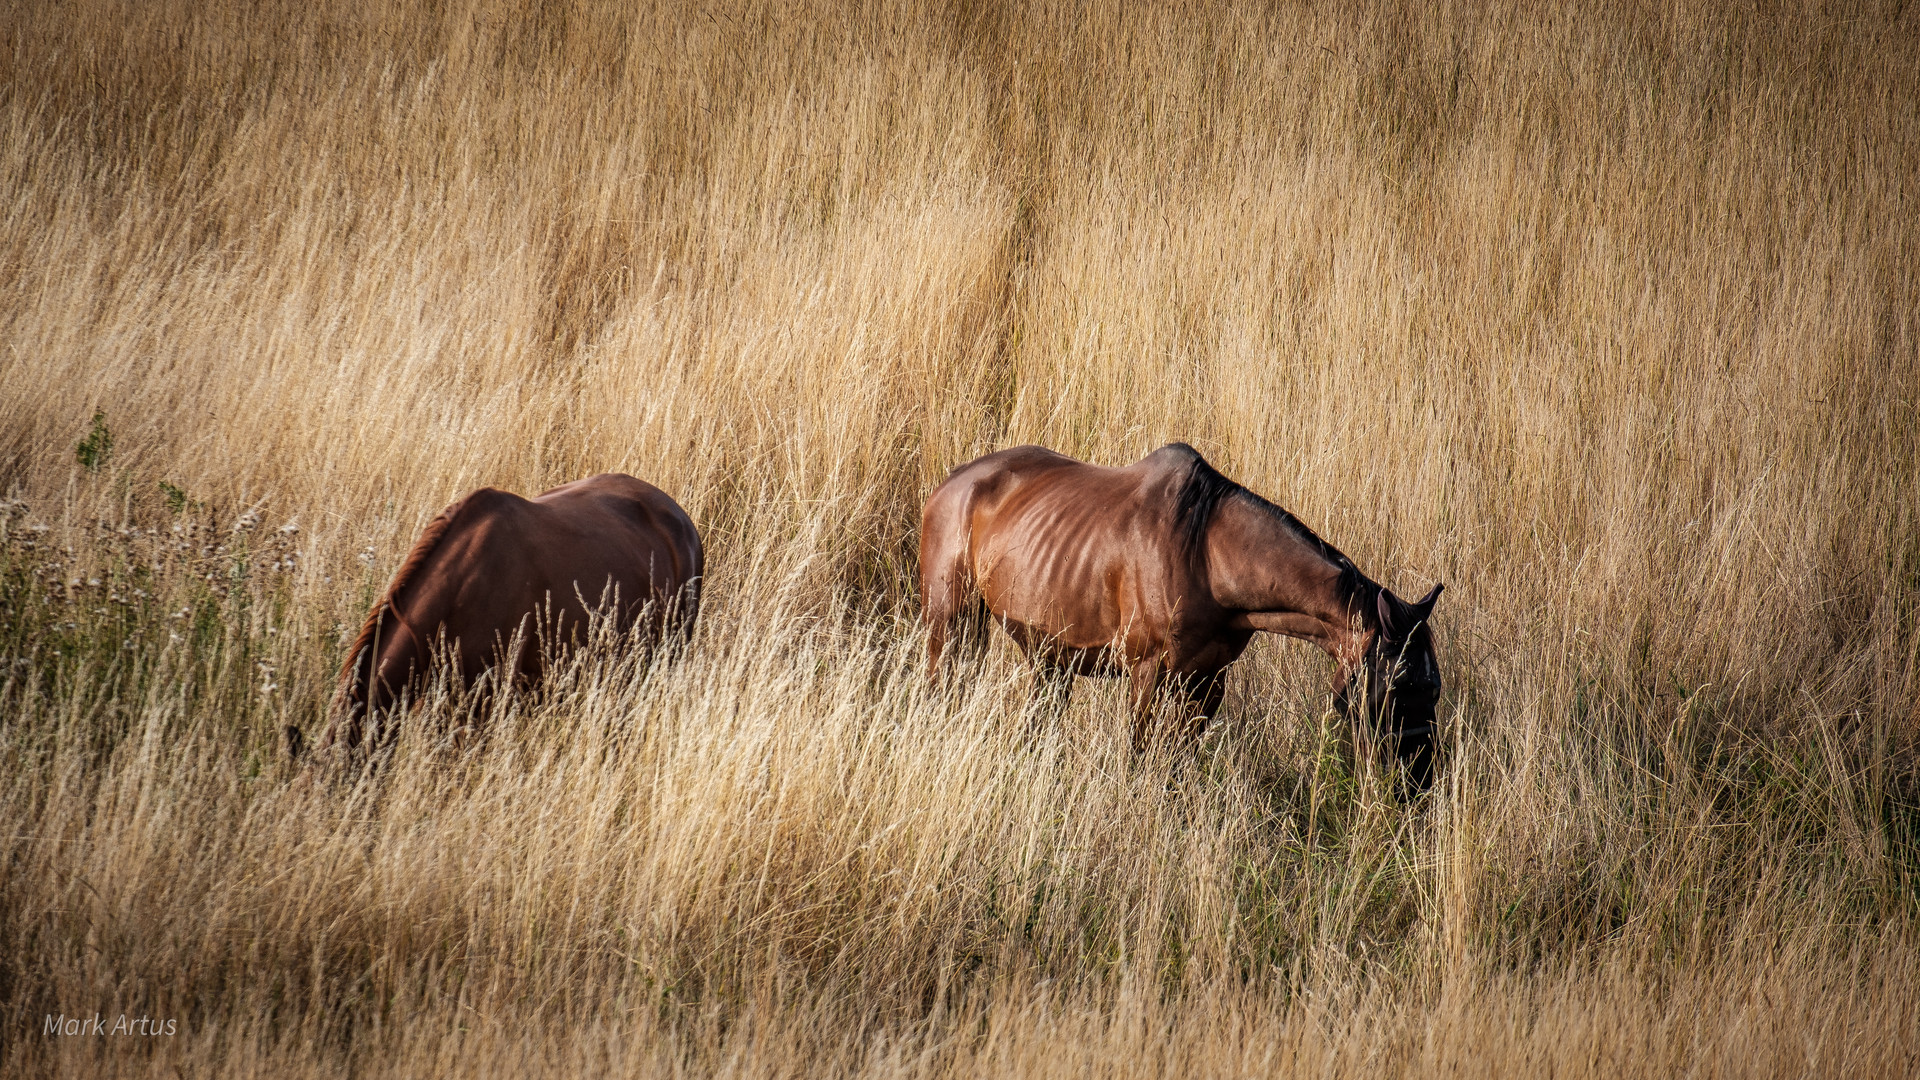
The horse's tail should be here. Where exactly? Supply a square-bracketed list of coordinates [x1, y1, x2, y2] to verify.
[318, 497, 468, 755]
[326, 597, 399, 752]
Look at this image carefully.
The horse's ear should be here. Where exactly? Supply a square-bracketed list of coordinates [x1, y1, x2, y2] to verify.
[1375, 589, 1400, 639]
[1415, 583, 1444, 616]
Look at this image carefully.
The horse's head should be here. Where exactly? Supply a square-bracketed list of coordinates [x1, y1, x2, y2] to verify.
[1335, 582, 1444, 790]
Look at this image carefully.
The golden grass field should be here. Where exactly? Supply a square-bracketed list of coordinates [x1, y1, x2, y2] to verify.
[3, 0, 1918, 1075]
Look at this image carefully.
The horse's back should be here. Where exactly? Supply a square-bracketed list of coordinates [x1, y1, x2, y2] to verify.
[929, 445, 1081, 511]
[975, 444, 1189, 531]
[533, 471, 684, 524]
[396, 474, 699, 664]
[523, 474, 701, 627]
[528, 473, 703, 584]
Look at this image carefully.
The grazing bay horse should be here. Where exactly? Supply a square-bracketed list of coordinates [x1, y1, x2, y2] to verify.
[920, 444, 1442, 788]
[308, 473, 702, 761]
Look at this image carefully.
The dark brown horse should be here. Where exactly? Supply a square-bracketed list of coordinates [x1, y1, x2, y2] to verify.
[307, 473, 702, 761]
[920, 444, 1442, 788]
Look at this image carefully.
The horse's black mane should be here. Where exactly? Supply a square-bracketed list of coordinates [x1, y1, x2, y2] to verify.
[1165, 443, 1365, 597]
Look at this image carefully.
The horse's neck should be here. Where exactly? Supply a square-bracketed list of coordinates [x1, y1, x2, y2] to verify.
[1205, 495, 1371, 659]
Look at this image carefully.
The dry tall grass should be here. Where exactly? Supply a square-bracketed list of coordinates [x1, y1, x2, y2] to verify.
[3, 0, 1917, 1075]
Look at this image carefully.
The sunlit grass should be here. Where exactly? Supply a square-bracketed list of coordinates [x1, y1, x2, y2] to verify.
[2, 0, 1916, 1075]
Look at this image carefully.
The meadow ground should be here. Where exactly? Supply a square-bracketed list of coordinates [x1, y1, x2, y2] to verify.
[2, 1, 1918, 1075]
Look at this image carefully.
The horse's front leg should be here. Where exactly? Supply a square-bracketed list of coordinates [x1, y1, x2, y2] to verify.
[1173, 670, 1227, 747]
